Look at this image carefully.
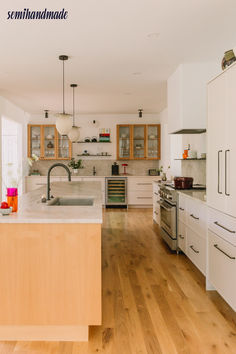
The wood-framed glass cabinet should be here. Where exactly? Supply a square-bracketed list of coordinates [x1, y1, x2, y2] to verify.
[117, 124, 160, 160]
[28, 124, 72, 160]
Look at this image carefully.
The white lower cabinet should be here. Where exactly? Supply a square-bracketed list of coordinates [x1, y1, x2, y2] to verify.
[128, 191, 153, 205]
[187, 227, 206, 275]
[178, 193, 207, 275]
[129, 176, 161, 206]
[153, 182, 160, 225]
[208, 229, 236, 311]
[187, 198, 207, 238]
[178, 220, 186, 253]
[178, 194, 186, 223]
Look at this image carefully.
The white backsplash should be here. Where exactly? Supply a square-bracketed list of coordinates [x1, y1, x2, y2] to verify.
[30, 159, 159, 176]
[181, 160, 206, 185]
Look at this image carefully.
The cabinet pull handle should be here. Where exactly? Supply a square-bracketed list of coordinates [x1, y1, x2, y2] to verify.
[179, 207, 185, 211]
[137, 183, 152, 185]
[218, 150, 223, 194]
[154, 192, 159, 195]
[214, 221, 235, 234]
[190, 245, 199, 254]
[137, 196, 152, 199]
[179, 234, 184, 239]
[225, 150, 230, 196]
[190, 214, 199, 220]
[214, 244, 235, 260]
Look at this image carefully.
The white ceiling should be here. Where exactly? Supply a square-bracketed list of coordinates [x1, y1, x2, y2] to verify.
[0, 0, 236, 115]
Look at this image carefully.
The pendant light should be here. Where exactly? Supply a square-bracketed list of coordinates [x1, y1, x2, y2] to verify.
[68, 84, 80, 142]
[55, 55, 72, 135]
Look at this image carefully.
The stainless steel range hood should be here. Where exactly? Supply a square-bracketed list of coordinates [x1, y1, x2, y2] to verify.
[171, 128, 206, 134]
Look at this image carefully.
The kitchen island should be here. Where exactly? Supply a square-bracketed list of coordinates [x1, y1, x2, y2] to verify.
[0, 181, 102, 341]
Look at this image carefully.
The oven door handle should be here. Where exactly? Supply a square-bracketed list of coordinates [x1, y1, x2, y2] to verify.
[157, 201, 172, 212]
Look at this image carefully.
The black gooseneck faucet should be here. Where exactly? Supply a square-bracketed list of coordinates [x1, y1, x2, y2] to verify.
[47, 163, 71, 200]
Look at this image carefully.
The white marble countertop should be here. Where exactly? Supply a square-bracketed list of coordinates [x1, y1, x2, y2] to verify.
[26, 174, 161, 178]
[177, 190, 206, 203]
[0, 182, 103, 224]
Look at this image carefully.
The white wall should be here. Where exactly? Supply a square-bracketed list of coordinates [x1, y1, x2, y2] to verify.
[29, 113, 161, 160]
[159, 108, 171, 178]
[158, 106, 207, 182]
[168, 62, 219, 133]
[0, 96, 29, 199]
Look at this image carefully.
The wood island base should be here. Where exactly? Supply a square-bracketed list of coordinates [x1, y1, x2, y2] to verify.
[0, 223, 101, 342]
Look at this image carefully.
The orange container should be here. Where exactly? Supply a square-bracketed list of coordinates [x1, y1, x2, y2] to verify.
[7, 188, 18, 212]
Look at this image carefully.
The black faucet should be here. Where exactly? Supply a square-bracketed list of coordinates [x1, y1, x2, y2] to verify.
[47, 163, 71, 200]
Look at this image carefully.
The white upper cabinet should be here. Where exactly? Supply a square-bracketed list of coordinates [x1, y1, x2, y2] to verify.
[168, 63, 218, 134]
[207, 62, 236, 217]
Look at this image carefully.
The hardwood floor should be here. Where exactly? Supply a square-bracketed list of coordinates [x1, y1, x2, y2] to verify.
[1, 208, 236, 353]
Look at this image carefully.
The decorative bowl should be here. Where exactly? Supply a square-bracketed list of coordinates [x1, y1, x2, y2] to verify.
[0, 207, 12, 216]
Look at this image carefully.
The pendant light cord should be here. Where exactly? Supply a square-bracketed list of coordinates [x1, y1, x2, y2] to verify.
[62, 59, 65, 114]
[70, 84, 77, 126]
[73, 85, 75, 126]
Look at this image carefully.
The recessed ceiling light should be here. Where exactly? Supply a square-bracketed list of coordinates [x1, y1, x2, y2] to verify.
[132, 72, 142, 75]
[147, 32, 160, 38]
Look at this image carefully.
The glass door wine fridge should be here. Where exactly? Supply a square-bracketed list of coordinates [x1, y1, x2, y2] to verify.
[105, 177, 127, 207]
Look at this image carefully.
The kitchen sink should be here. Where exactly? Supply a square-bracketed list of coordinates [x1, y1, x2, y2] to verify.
[47, 197, 94, 206]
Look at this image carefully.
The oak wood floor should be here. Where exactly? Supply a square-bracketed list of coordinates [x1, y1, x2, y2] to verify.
[1, 208, 236, 354]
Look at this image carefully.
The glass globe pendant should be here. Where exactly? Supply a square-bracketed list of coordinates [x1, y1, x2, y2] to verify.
[68, 84, 80, 142]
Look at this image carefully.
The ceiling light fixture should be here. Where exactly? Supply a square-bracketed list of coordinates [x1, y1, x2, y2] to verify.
[55, 55, 72, 135]
[138, 109, 143, 118]
[68, 84, 80, 142]
[147, 32, 160, 39]
[44, 110, 49, 118]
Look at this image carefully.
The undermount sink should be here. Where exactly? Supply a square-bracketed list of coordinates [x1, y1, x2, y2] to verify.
[47, 197, 94, 206]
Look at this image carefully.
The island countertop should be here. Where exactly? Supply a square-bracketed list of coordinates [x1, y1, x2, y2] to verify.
[0, 181, 103, 224]
[177, 189, 206, 203]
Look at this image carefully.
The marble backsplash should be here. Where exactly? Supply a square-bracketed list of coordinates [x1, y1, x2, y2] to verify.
[30, 159, 160, 176]
[181, 160, 206, 185]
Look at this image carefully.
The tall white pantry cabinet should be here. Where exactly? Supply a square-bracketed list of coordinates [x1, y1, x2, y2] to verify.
[207, 62, 236, 311]
[207, 62, 236, 216]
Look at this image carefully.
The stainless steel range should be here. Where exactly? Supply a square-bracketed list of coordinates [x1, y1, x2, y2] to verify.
[158, 182, 206, 251]
[158, 185, 178, 251]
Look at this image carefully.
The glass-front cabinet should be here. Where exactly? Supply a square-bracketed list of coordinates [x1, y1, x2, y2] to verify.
[117, 124, 160, 160]
[133, 125, 146, 159]
[43, 125, 57, 159]
[117, 125, 131, 159]
[146, 125, 161, 159]
[28, 125, 42, 158]
[57, 133, 71, 159]
[28, 124, 72, 160]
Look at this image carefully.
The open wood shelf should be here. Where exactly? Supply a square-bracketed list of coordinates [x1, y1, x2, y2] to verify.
[75, 141, 111, 143]
[174, 158, 206, 160]
[77, 154, 112, 157]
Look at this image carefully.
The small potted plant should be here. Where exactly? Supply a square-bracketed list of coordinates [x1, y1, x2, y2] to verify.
[157, 166, 163, 176]
[161, 166, 170, 181]
[68, 158, 83, 174]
